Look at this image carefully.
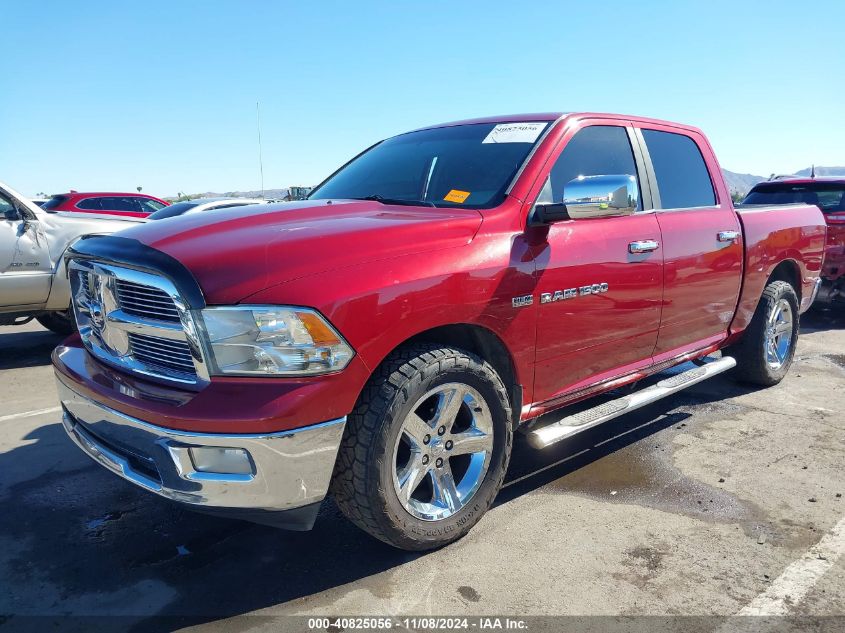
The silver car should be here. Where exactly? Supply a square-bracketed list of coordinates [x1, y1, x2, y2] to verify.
[147, 197, 268, 220]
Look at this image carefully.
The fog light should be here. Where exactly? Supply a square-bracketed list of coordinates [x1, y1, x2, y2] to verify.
[188, 447, 253, 475]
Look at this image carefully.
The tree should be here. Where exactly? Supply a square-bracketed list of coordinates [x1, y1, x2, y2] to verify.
[136, 186, 143, 193]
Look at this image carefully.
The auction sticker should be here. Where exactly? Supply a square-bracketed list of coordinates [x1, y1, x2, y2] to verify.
[444, 189, 471, 203]
[482, 122, 545, 144]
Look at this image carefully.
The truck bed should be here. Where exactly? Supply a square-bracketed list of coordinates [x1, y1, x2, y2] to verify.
[732, 203, 827, 333]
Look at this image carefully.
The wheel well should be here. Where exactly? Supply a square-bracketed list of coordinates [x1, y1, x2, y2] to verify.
[403, 324, 522, 428]
[768, 259, 802, 302]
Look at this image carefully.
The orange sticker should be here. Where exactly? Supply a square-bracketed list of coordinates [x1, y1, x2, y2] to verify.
[444, 189, 470, 204]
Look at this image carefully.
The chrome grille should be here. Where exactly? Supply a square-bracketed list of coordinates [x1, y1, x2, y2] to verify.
[79, 271, 91, 299]
[68, 261, 208, 388]
[115, 279, 180, 322]
[128, 333, 197, 376]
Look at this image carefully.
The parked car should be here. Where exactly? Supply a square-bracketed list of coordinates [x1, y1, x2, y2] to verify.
[41, 192, 169, 218]
[743, 178, 845, 304]
[147, 197, 268, 220]
[53, 113, 826, 550]
[0, 181, 145, 334]
[30, 198, 50, 208]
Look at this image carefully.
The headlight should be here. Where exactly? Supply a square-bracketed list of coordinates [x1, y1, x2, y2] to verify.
[200, 306, 354, 376]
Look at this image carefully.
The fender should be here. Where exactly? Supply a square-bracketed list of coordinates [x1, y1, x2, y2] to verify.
[730, 206, 827, 336]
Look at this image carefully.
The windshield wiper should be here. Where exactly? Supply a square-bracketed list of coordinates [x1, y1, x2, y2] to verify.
[354, 194, 436, 207]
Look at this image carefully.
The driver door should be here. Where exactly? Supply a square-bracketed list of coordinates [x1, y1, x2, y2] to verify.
[530, 122, 664, 406]
[0, 191, 53, 308]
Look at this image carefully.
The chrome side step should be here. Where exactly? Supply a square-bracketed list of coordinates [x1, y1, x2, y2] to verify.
[527, 356, 737, 449]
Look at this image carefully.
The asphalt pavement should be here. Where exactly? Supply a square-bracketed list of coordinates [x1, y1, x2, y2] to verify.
[0, 309, 843, 631]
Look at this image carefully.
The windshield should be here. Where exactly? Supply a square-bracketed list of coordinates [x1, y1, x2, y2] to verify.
[744, 182, 845, 214]
[148, 200, 202, 220]
[309, 121, 549, 208]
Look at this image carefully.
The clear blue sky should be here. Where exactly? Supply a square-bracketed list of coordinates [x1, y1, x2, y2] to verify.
[2, 0, 843, 197]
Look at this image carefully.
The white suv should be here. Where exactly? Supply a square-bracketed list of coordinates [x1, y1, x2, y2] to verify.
[0, 181, 144, 333]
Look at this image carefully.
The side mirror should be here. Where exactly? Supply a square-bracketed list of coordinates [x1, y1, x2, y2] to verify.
[532, 202, 570, 224]
[3, 206, 20, 221]
[563, 174, 639, 219]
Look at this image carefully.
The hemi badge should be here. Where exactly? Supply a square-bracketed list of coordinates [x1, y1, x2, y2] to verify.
[512, 295, 534, 308]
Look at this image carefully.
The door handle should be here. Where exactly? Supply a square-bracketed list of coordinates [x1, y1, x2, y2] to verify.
[717, 230, 741, 242]
[629, 240, 660, 254]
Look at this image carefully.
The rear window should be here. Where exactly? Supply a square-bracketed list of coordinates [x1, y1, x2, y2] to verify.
[743, 183, 845, 213]
[76, 198, 102, 210]
[147, 201, 202, 220]
[41, 195, 68, 211]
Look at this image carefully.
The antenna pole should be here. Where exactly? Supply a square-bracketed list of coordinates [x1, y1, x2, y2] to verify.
[256, 101, 265, 199]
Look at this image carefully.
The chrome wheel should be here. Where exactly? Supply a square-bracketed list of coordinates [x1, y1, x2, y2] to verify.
[391, 382, 494, 521]
[765, 298, 793, 369]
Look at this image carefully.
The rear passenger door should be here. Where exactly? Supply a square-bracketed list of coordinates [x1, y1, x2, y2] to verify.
[636, 125, 743, 359]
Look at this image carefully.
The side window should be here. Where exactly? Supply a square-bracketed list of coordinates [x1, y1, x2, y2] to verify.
[105, 197, 141, 212]
[0, 193, 17, 219]
[137, 198, 165, 213]
[543, 125, 641, 208]
[97, 197, 117, 210]
[76, 198, 102, 211]
[641, 129, 716, 209]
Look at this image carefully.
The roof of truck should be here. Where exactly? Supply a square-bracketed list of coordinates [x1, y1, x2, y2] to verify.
[409, 112, 705, 135]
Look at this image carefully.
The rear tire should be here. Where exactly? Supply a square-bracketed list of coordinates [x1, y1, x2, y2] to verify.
[331, 344, 512, 551]
[729, 280, 799, 386]
[36, 310, 75, 335]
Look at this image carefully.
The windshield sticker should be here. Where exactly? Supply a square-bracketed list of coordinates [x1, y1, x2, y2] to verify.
[482, 122, 545, 144]
[444, 189, 470, 204]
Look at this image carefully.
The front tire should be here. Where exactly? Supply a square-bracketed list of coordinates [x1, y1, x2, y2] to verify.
[36, 310, 75, 335]
[331, 344, 512, 551]
[730, 280, 799, 386]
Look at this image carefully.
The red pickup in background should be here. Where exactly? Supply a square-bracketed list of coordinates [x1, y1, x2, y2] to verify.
[744, 178, 845, 304]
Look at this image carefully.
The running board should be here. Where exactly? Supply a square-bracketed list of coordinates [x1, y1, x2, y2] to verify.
[527, 356, 737, 449]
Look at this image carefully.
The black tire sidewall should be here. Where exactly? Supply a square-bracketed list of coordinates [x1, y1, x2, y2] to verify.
[372, 354, 511, 550]
[36, 310, 75, 335]
[738, 281, 800, 385]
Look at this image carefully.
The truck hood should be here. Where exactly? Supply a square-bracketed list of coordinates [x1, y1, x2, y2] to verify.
[116, 200, 483, 304]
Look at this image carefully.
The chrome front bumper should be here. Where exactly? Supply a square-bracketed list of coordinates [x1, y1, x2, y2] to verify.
[56, 379, 346, 529]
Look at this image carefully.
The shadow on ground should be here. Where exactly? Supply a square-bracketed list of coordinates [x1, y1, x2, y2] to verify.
[0, 368, 762, 630]
[0, 327, 65, 370]
[800, 305, 845, 333]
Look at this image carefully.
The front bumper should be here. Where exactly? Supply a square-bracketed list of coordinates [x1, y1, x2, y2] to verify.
[56, 378, 345, 530]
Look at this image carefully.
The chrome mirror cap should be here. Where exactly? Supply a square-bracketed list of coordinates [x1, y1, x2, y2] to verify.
[563, 174, 639, 219]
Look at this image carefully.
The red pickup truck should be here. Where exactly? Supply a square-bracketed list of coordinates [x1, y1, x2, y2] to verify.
[744, 177, 845, 304]
[53, 113, 826, 551]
